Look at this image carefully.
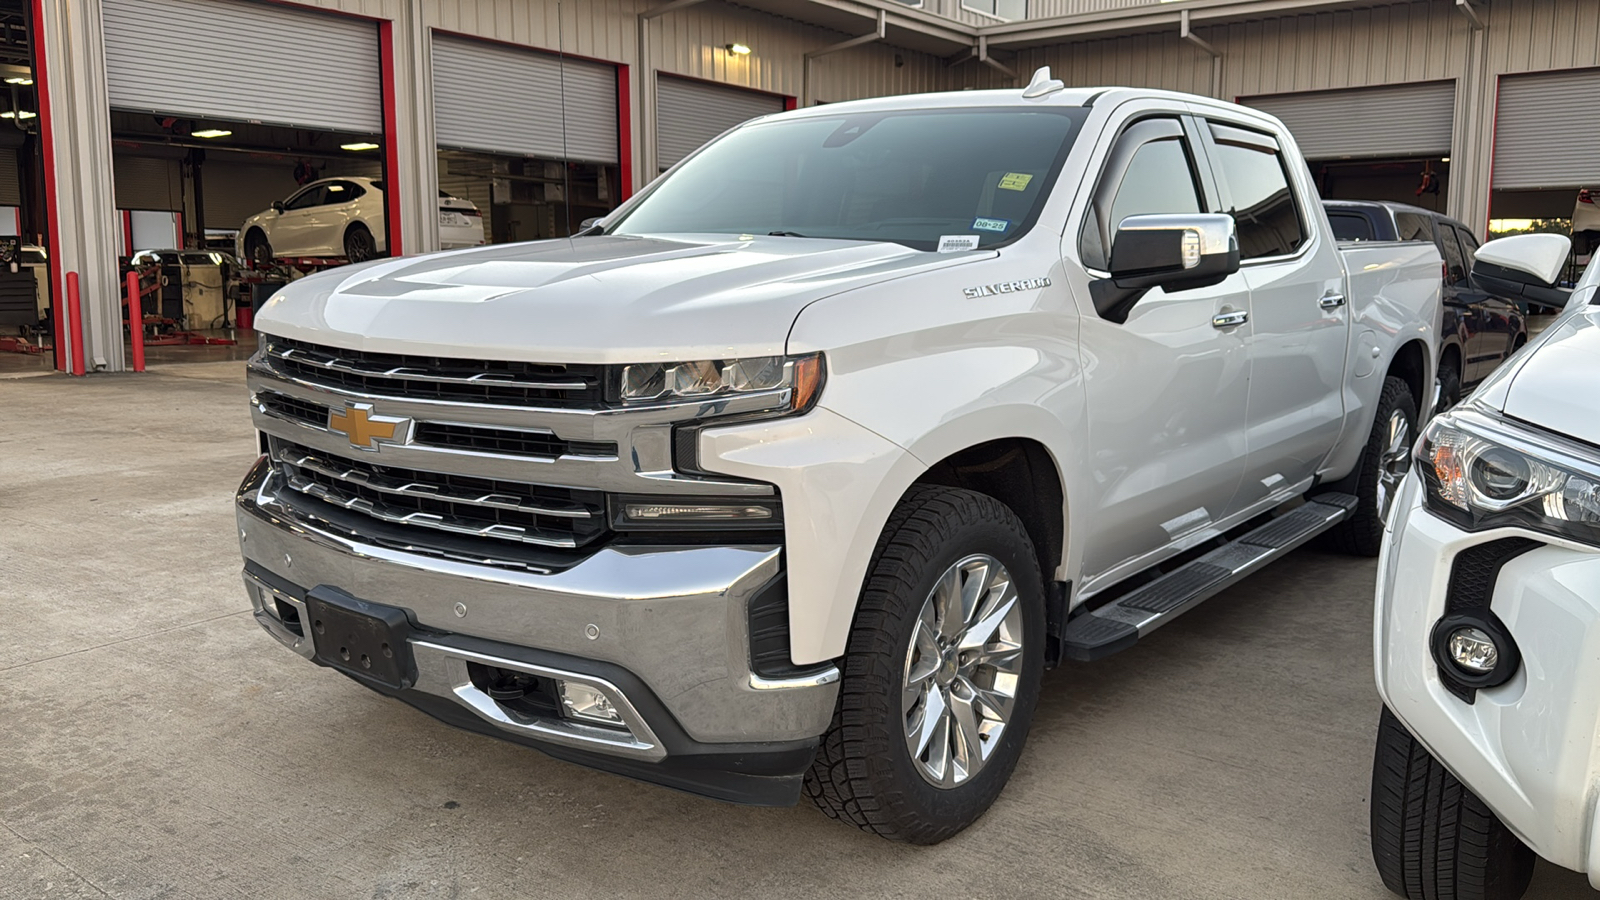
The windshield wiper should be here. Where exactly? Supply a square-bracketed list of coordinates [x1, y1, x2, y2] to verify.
[768, 231, 813, 238]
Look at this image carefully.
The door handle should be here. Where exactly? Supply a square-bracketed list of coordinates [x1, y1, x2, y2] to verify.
[1319, 292, 1347, 310]
[1211, 310, 1248, 328]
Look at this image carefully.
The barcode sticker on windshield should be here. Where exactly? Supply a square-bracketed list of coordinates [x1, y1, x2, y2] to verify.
[998, 173, 1033, 191]
[937, 235, 981, 253]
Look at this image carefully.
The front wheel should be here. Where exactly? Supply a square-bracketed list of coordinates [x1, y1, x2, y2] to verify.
[804, 485, 1044, 844]
[1370, 706, 1535, 900]
[1324, 375, 1418, 557]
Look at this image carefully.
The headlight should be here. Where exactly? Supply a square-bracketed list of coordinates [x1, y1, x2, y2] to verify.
[1417, 407, 1600, 545]
[611, 354, 823, 413]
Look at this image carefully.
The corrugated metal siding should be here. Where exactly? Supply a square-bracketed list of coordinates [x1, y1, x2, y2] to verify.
[656, 75, 784, 169]
[102, 0, 382, 133]
[1244, 81, 1454, 159]
[113, 156, 181, 211]
[432, 35, 618, 164]
[1492, 68, 1600, 190]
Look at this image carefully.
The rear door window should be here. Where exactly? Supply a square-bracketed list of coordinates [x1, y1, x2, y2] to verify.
[1438, 225, 1468, 285]
[1328, 212, 1374, 242]
[1207, 122, 1306, 260]
[1395, 213, 1435, 242]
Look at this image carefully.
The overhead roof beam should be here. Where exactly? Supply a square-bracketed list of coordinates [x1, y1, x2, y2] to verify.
[805, 8, 887, 59]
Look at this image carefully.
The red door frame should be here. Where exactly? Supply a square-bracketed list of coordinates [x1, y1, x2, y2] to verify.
[30, 0, 65, 371]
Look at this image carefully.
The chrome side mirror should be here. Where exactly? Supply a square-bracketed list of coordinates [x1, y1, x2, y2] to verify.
[1091, 213, 1241, 322]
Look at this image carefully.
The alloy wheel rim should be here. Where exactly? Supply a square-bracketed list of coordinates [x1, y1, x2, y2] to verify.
[901, 553, 1024, 789]
[1377, 409, 1413, 522]
[349, 232, 373, 262]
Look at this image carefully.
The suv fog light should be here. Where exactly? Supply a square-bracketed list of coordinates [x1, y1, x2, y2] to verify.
[559, 681, 624, 727]
[1430, 613, 1520, 698]
[1446, 626, 1499, 674]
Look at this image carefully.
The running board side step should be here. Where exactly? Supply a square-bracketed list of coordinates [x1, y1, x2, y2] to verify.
[1060, 493, 1358, 662]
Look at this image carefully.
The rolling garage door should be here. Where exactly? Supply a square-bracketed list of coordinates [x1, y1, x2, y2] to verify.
[432, 36, 618, 164]
[656, 76, 785, 170]
[1492, 68, 1600, 190]
[1243, 81, 1455, 160]
[102, 0, 381, 133]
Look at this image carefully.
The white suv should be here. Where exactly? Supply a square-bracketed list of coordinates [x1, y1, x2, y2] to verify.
[238, 176, 485, 264]
[1372, 233, 1600, 899]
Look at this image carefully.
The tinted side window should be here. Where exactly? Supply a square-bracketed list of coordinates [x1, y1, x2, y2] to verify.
[1454, 226, 1480, 258]
[284, 186, 326, 210]
[1395, 213, 1435, 242]
[1079, 119, 1202, 270]
[1328, 212, 1374, 242]
[1208, 124, 1306, 259]
[1438, 225, 1467, 285]
[324, 181, 363, 203]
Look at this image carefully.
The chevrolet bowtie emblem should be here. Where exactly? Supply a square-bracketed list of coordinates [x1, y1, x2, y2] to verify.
[327, 403, 410, 450]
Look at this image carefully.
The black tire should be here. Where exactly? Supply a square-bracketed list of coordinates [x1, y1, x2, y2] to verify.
[1437, 361, 1462, 417]
[804, 485, 1045, 844]
[1324, 375, 1418, 557]
[244, 230, 272, 266]
[344, 223, 377, 263]
[1371, 706, 1535, 900]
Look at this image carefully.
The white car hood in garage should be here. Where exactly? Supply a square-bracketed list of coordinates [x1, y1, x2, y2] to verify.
[254, 234, 989, 364]
[1490, 307, 1600, 446]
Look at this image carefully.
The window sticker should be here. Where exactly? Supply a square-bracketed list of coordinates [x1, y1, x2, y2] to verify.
[972, 217, 1010, 233]
[998, 172, 1033, 191]
[936, 235, 981, 252]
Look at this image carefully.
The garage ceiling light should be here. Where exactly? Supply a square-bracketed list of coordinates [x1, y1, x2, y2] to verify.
[4, 77, 32, 85]
[191, 128, 232, 138]
[1, 110, 36, 119]
[341, 142, 380, 151]
[725, 43, 752, 55]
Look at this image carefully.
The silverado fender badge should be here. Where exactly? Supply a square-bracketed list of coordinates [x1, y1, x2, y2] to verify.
[963, 277, 1052, 299]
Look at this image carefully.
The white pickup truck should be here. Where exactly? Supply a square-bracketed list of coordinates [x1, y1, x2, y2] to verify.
[237, 69, 1440, 843]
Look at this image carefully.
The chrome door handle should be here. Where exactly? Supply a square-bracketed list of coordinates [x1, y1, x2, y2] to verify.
[1211, 310, 1248, 328]
[1319, 293, 1347, 310]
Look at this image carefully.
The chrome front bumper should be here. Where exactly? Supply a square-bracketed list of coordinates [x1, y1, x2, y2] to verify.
[237, 457, 839, 801]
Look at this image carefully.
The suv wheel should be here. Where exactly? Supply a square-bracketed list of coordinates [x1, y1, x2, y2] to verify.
[1371, 706, 1535, 900]
[1324, 375, 1417, 557]
[804, 485, 1044, 844]
[1437, 362, 1462, 417]
[244, 230, 272, 266]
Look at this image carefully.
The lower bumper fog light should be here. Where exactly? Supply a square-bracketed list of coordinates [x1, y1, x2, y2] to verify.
[559, 681, 625, 727]
[1446, 626, 1499, 674]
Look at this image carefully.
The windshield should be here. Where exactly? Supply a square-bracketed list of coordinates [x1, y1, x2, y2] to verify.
[608, 107, 1090, 251]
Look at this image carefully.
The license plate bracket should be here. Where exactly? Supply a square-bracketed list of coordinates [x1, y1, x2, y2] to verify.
[304, 587, 417, 690]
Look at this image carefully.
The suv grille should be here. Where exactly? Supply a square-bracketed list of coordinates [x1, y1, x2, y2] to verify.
[263, 337, 606, 408]
[271, 438, 608, 550]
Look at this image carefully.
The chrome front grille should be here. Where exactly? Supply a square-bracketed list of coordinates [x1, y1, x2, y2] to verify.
[271, 438, 608, 550]
[265, 337, 607, 408]
[255, 389, 617, 461]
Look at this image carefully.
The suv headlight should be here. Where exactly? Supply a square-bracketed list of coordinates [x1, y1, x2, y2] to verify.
[609, 353, 824, 414]
[1418, 406, 1600, 545]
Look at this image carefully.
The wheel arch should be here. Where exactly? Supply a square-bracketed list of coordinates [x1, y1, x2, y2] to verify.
[1387, 338, 1430, 410]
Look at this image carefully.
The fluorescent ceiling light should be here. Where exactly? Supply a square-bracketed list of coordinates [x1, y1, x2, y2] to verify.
[4, 77, 32, 85]
[725, 43, 752, 55]
[340, 141, 380, 151]
[191, 128, 232, 138]
[1, 110, 36, 119]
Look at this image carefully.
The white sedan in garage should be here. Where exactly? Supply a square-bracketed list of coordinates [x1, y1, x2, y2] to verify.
[237, 176, 485, 265]
[1372, 232, 1600, 900]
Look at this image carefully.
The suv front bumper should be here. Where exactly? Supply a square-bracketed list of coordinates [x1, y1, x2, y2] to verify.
[237, 457, 839, 806]
[1376, 474, 1600, 885]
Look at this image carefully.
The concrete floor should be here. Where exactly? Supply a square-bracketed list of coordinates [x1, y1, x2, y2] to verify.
[1, 366, 1594, 900]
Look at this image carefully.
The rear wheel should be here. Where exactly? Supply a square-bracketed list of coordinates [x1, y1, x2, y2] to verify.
[1370, 706, 1535, 900]
[344, 223, 377, 263]
[1324, 375, 1417, 556]
[1437, 361, 1462, 417]
[244, 230, 272, 266]
[804, 485, 1044, 844]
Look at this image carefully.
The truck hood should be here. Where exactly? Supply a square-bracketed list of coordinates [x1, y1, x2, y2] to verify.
[254, 234, 990, 364]
[1481, 307, 1600, 446]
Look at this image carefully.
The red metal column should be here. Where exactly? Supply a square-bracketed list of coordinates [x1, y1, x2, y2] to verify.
[65, 270, 83, 375]
[126, 271, 144, 371]
[377, 19, 403, 256]
[30, 0, 65, 371]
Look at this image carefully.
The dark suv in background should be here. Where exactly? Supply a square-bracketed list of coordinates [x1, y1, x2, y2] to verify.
[1324, 200, 1526, 413]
